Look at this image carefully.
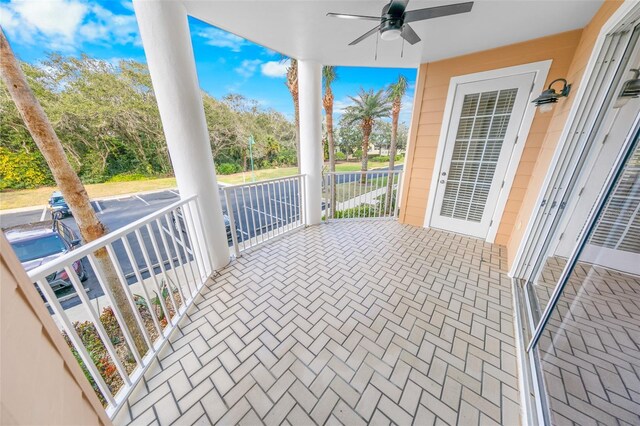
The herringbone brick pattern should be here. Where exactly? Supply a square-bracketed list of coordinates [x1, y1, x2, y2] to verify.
[535, 257, 640, 426]
[114, 221, 520, 425]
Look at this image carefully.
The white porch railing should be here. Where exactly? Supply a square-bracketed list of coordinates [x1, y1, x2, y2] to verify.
[324, 170, 403, 220]
[223, 174, 306, 256]
[27, 195, 210, 419]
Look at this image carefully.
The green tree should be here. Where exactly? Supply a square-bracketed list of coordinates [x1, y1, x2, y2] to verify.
[336, 116, 363, 158]
[386, 75, 408, 212]
[285, 58, 300, 172]
[323, 66, 338, 216]
[0, 29, 148, 355]
[343, 89, 391, 183]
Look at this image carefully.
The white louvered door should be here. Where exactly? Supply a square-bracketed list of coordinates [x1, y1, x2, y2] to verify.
[431, 73, 534, 239]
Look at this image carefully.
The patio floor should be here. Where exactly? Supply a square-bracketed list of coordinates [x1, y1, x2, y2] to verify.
[114, 221, 520, 425]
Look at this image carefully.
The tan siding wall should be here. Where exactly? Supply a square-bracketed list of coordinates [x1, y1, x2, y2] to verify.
[504, 0, 623, 267]
[0, 232, 110, 425]
[399, 30, 582, 231]
[400, 0, 623, 269]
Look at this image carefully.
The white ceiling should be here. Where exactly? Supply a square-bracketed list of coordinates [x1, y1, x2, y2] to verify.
[183, 0, 603, 68]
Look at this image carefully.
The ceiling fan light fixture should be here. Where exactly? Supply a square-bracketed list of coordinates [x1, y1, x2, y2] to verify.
[380, 28, 402, 41]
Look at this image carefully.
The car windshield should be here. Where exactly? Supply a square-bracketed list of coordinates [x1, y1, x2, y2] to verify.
[11, 234, 67, 262]
[50, 197, 65, 204]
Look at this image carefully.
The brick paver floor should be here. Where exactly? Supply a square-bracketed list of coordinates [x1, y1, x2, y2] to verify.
[114, 221, 520, 425]
[535, 257, 640, 425]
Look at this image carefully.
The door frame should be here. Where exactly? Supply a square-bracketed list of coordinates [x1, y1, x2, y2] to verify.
[423, 61, 551, 243]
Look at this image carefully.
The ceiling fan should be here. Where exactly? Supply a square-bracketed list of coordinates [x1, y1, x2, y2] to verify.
[327, 0, 474, 46]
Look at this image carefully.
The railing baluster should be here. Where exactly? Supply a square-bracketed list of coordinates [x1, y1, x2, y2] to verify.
[297, 176, 303, 226]
[121, 236, 163, 336]
[87, 253, 144, 366]
[255, 184, 265, 244]
[105, 242, 154, 350]
[241, 186, 252, 249]
[65, 265, 131, 387]
[155, 218, 187, 308]
[224, 189, 241, 258]
[395, 171, 402, 218]
[171, 209, 199, 295]
[285, 179, 292, 231]
[233, 189, 246, 252]
[247, 184, 257, 247]
[36, 279, 117, 407]
[192, 197, 213, 273]
[277, 178, 284, 234]
[145, 223, 181, 320]
[163, 213, 193, 298]
[134, 229, 171, 329]
[266, 182, 275, 235]
[182, 202, 207, 282]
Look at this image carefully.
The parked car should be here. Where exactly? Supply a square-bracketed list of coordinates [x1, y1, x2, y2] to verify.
[5, 220, 87, 292]
[48, 191, 71, 219]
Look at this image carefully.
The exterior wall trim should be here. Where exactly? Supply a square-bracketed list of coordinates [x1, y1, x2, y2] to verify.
[509, 0, 640, 277]
[422, 60, 552, 243]
[399, 63, 428, 222]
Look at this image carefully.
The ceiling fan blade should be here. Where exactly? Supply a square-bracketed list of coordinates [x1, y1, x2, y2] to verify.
[401, 24, 421, 45]
[403, 1, 473, 23]
[326, 12, 380, 21]
[387, 0, 410, 17]
[349, 24, 381, 46]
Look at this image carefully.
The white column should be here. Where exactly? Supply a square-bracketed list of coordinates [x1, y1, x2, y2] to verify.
[133, 0, 229, 271]
[298, 60, 323, 225]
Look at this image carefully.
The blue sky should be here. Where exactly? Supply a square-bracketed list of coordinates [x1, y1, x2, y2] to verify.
[0, 0, 416, 122]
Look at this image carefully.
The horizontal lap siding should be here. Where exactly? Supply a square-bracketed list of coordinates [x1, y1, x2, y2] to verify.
[400, 30, 583, 247]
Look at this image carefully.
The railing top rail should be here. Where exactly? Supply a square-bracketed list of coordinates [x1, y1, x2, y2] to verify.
[222, 174, 304, 190]
[28, 195, 197, 282]
[325, 170, 403, 175]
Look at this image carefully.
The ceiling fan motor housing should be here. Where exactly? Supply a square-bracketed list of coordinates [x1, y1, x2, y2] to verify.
[381, 3, 404, 40]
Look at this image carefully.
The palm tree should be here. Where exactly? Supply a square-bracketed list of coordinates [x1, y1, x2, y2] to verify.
[284, 58, 300, 172]
[322, 66, 337, 216]
[0, 28, 148, 355]
[343, 89, 391, 183]
[386, 75, 408, 213]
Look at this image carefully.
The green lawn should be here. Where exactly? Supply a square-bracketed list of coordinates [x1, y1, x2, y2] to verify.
[0, 160, 403, 210]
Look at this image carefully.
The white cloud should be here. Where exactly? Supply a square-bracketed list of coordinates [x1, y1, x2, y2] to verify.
[333, 98, 354, 115]
[260, 61, 288, 78]
[235, 59, 262, 78]
[13, 0, 87, 41]
[1, 0, 139, 51]
[197, 27, 246, 52]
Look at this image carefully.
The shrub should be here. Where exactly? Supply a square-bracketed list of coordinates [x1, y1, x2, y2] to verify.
[335, 151, 346, 161]
[0, 148, 54, 190]
[333, 204, 378, 218]
[107, 172, 152, 182]
[375, 155, 403, 162]
[216, 163, 242, 175]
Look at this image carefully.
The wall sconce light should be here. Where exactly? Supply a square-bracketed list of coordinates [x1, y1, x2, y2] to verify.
[614, 69, 640, 109]
[532, 78, 572, 113]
